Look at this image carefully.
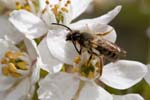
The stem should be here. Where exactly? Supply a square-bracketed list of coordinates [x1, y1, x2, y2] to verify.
[72, 80, 85, 100]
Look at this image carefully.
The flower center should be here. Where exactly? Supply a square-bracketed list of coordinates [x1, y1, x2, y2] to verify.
[63, 54, 102, 80]
[15, 0, 35, 12]
[1, 51, 29, 78]
[42, 0, 71, 23]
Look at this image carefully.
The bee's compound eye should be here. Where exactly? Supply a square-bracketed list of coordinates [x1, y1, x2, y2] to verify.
[66, 33, 72, 41]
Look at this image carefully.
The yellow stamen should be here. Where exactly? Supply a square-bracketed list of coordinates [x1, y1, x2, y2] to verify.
[88, 71, 94, 79]
[24, 5, 31, 11]
[16, 62, 28, 70]
[73, 56, 81, 64]
[81, 72, 86, 77]
[16, 2, 22, 10]
[8, 63, 17, 73]
[67, 0, 71, 4]
[61, 7, 68, 13]
[11, 72, 22, 78]
[72, 67, 80, 73]
[1, 58, 8, 64]
[2, 67, 10, 76]
[42, 8, 47, 14]
[45, 0, 49, 5]
[51, 4, 59, 15]
[5, 51, 23, 59]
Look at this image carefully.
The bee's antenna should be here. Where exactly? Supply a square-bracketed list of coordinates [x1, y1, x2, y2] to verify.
[51, 23, 72, 32]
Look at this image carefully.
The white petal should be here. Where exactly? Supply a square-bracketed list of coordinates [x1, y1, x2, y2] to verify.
[0, 38, 19, 61]
[113, 94, 144, 100]
[78, 82, 113, 100]
[0, 0, 16, 9]
[38, 38, 63, 73]
[0, 69, 16, 92]
[0, 39, 19, 91]
[70, 5, 122, 28]
[4, 78, 30, 100]
[144, 64, 150, 84]
[30, 57, 41, 84]
[9, 10, 49, 39]
[40, 7, 57, 27]
[87, 24, 116, 43]
[47, 30, 78, 65]
[24, 36, 39, 61]
[38, 72, 80, 100]
[71, 0, 92, 21]
[100, 60, 147, 90]
[39, 0, 48, 10]
[0, 16, 23, 43]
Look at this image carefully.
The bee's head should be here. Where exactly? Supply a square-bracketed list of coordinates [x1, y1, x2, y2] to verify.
[66, 30, 81, 41]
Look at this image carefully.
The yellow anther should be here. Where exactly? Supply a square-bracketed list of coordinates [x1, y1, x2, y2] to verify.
[88, 71, 94, 79]
[45, 0, 49, 5]
[64, 4, 68, 7]
[16, 2, 22, 10]
[42, 8, 47, 14]
[8, 63, 17, 73]
[11, 72, 22, 78]
[81, 72, 86, 77]
[54, 4, 59, 9]
[5, 51, 23, 59]
[16, 62, 28, 70]
[24, 5, 31, 11]
[67, 0, 71, 4]
[51, 4, 60, 15]
[5, 51, 13, 58]
[2, 67, 10, 76]
[1, 58, 8, 64]
[61, 7, 68, 13]
[73, 56, 81, 64]
[72, 67, 80, 73]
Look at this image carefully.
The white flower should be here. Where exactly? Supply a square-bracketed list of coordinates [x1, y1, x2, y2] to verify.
[0, 15, 23, 44]
[113, 94, 145, 100]
[0, 0, 36, 12]
[38, 46, 147, 100]
[38, 0, 92, 25]
[36, 4, 147, 99]
[0, 0, 22, 9]
[144, 64, 150, 84]
[37, 61, 147, 100]
[0, 36, 41, 100]
[0, 0, 38, 44]
[9, 0, 92, 39]
[37, 5, 121, 73]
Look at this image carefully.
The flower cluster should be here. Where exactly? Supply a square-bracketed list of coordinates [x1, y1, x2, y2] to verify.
[0, 0, 149, 100]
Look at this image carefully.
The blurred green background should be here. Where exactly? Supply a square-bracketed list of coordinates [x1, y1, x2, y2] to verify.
[77, 0, 150, 99]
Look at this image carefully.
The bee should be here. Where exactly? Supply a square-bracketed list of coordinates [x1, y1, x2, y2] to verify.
[52, 23, 126, 63]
